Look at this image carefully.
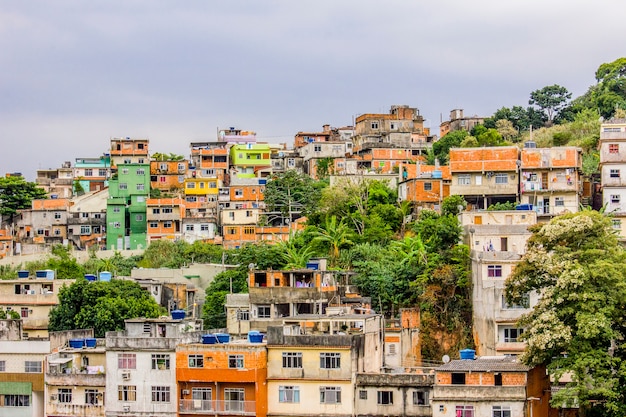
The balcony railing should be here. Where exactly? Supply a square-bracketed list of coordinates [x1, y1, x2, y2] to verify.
[179, 399, 255, 415]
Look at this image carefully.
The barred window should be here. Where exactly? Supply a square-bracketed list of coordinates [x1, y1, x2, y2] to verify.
[58, 388, 72, 403]
[118, 353, 136, 369]
[151, 386, 170, 402]
[282, 352, 302, 368]
[320, 352, 341, 369]
[25, 361, 42, 373]
[118, 385, 136, 402]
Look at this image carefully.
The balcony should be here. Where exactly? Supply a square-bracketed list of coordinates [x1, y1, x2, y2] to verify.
[179, 399, 255, 415]
[46, 372, 106, 387]
[433, 385, 526, 401]
[47, 403, 104, 417]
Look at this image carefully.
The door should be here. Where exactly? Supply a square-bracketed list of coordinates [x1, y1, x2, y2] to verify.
[224, 388, 244, 412]
[500, 237, 508, 252]
[543, 198, 550, 215]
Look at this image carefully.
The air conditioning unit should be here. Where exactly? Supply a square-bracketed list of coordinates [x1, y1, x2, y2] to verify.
[182, 389, 190, 395]
[123, 405, 130, 412]
[122, 372, 130, 380]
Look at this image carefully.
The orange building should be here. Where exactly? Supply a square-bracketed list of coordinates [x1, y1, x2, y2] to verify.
[176, 340, 268, 417]
[189, 142, 230, 183]
[146, 198, 185, 242]
[150, 160, 187, 191]
[109, 137, 149, 168]
[399, 164, 451, 212]
[0, 229, 13, 259]
[294, 124, 333, 149]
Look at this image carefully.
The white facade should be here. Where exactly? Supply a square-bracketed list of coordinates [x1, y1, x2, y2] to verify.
[600, 120, 626, 238]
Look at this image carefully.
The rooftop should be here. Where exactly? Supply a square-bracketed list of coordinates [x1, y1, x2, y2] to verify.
[437, 356, 530, 372]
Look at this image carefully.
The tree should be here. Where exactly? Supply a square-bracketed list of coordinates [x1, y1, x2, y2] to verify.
[0, 176, 47, 224]
[311, 215, 354, 267]
[529, 84, 572, 125]
[432, 130, 468, 164]
[495, 119, 518, 141]
[263, 171, 324, 220]
[505, 211, 626, 415]
[49, 278, 165, 337]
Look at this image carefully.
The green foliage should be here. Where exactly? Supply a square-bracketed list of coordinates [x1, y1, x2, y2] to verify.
[487, 201, 517, 211]
[471, 125, 505, 146]
[49, 278, 165, 337]
[264, 170, 324, 218]
[73, 179, 86, 196]
[552, 131, 572, 146]
[432, 130, 468, 164]
[529, 84, 572, 124]
[441, 195, 467, 216]
[311, 215, 355, 267]
[315, 157, 334, 179]
[505, 211, 626, 415]
[485, 105, 547, 132]
[459, 136, 479, 148]
[151, 152, 185, 161]
[0, 176, 47, 220]
[201, 269, 248, 329]
[139, 240, 186, 268]
[582, 151, 600, 177]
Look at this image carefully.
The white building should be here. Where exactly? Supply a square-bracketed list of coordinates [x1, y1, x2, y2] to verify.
[600, 119, 626, 238]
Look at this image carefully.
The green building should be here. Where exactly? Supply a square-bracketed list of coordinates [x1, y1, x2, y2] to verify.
[106, 163, 150, 250]
[229, 144, 271, 178]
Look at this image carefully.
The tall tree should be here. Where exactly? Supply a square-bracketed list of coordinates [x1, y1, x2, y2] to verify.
[529, 84, 572, 125]
[0, 176, 47, 224]
[505, 211, 626, 415]
[263, 170, 324, 220]
[311, 215, 354, 267]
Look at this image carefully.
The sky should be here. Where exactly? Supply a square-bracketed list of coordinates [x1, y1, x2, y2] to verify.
[1, 0, 625, 180]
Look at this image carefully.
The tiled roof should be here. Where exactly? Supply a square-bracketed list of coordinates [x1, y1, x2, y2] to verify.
[437, 356, 530, 372]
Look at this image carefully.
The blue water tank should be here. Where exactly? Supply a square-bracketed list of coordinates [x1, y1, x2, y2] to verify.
[171, 310, 186, 320]
[69, 339, 85, 349]
[99, 271, 112, 282]
[215, 333, 230, 343]
[515, 204, 533, 211]
[36, 270, 55, 279]
[17, 271, 29, 279]
[460, 348, 476, 360]
[248, 331, 264, 343]
[202, 334, 217, 344]
[432, 170, 442, 179]
[84, 274, 97, 282]
[85, 338, 97, 348]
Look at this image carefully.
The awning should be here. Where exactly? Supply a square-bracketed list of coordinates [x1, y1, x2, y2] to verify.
[48, 357, 73, 364]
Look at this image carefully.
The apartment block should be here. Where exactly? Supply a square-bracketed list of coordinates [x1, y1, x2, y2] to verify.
[229, 144, 272, 179]
[35, 162, 74, 199]
[449, 146, 520, 210]
[354, 373, 434, 417]
[150, 160, 187, 192]
[146, 198, 185, 243]
[109, 138, 149, 169]
[599, 119, 626, 237]
[74, 156, 111, 193]
[66, 189, 107, 250]
[189, 142, 230, 183]
[398, 164, 451, 212]
[176, 338, 268, 417]
[439, 109, 485, 138]
[15, 199, 70, 250]
[520, 145, 582, 217]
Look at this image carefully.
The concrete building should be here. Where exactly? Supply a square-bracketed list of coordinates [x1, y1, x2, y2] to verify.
[109, 138, 149, 169]
[432, 355, 549, 417]
[354, 373, 434, 417]
[265, 314, 383, 417]
[15, 198, 71, 251]
[189, 141, 230, 184]
[104, 316, 203, 417]
[66, 189, 108, 250]
[229, 144, 272, 180]
[0, 275, 74, 339]
[45, 333, 106, 417]
[519, 145, 583, 218]
[150, 159, 186, 192]
[74, 156, 111, 193]
[176, 337, 268, 417]
[439, 109, 485, 138]
[449, 146, 520, 210]
[146, 198, 185, 243]
[599, 119, 626, 237]
[398, 164, 451, 213]
[35, 162, 74, 199]
[460, 210, 537, 356]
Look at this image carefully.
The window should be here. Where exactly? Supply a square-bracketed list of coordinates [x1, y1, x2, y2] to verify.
[137, 184, 145, 191]
[25, 361, 41, 373]
[54, 228, 61, 236]
[99, 169, 107, 177]
[313, 144, 322, 152]
[113, 206, 121, 213]
[152, 354, 170, 370]
[187, 182, 196, 189]
[136, 169, 145, 175]
[188, 354, 204, 368]
[224, 388, 245, 411]
[413, 390, 428, 405]
[4, 395, 30, 407]
[122, 167, 130, 173]
[80, 225, 91, 234]
[288, 158, 296, 167]
[493, 405, 511, 417]
[237, 310, 249, 321]
[135, 214, 143, 221]
[612, 219, 622, 230]
[162, 207, 172, 214]
[495, 173, 508, 184]
[85, 169, 93, 176]
[555, 197, 564, 207]
[320, 387, 341, 404]
[152, 208, 161, 214]
[21, 307, 28, 318]
[609, 143, 619, 153]
[228, 355, 244, 369]
[359, 390, 368, 399]
[200, 224, 209, 231]
[504, 327, 524, 342]
[37, 229, 44, 235]
[390, 122, 397, 130]
[611, 194, 621, 204]
[235, 189, 243, 197]
[279, 386, 300, 403]
[120, 182, 129, 190]
[610, 169, 621, 178]
[456, 405, 474, 417]
[118, 353, 136, 369]
[371, 122, 379, 129]
[85, 389, 99, 405]
[163, 221, 172, 228]
[226, 227, 237, 235]
[258, 305, 270, 318]
[377, 391, 393, 405]
[58, 388, 72, 403]
[487, 265, 502, 278]
[54, 212, 62, 219]
[186, 224, 194, 231]
[118, 385, 136, 401]
[282, 352, 303, 368]
[0, 361, 5, 372]
[151, 386, 170, 402]
[451, 373, 466, 384]
[458, 174, 471, 185]
[320, 352, 341, 369]
[228, 212, 235, 220]
[502, 293, 530, 309]
[424, 182, 432, 191]
[149, 222, 158, 228]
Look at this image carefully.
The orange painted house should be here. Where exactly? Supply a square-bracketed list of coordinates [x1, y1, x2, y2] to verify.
[110, 137, 149, 168]
[176, 341, 268, 417]
[150, 160, 187, 191]
[398, 164, 451, 211]
[0, 229, 13, 259]
[146, 198, 185, 242]
[189, 142, 230, 182]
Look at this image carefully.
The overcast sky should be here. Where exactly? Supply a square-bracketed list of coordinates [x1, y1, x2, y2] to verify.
[1, 1, 625, 179]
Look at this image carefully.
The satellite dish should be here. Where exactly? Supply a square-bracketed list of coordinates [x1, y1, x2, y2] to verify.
[442, 355, 450, 364]
[248, 263, 256, 271]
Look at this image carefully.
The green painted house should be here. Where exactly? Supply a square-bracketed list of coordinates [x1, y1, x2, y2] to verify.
[229, 144, 271, 178]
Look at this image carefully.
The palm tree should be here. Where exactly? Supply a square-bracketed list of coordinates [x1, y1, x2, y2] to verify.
[276, 232, 315, 269]
[390, 234, 427, 268]
[311, 215, 354, 266]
